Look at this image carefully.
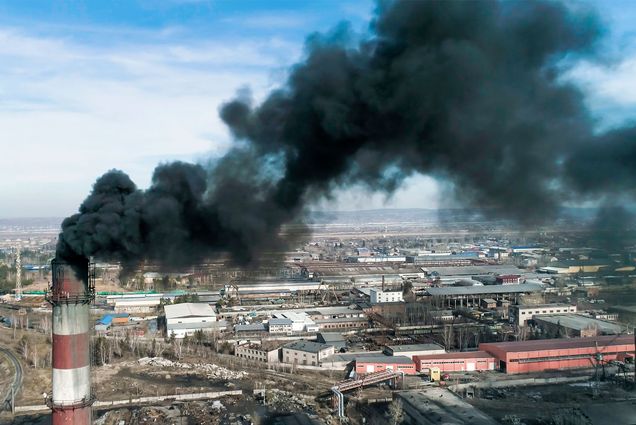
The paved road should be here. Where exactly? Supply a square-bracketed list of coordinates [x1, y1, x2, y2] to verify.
[0, 347, 23, 411]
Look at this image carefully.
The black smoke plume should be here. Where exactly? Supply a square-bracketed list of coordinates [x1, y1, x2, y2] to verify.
[58, 0, 636, 271]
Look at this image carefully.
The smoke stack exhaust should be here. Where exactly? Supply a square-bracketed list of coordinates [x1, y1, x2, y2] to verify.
[46, 259, 94, 424]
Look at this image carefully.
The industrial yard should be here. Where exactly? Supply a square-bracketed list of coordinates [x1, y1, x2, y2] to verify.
[3, 1, 636, 423]
[0, 210, 635, 424]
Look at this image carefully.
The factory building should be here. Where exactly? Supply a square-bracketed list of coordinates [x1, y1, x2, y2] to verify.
[480, 335, 635, 374]
[114, 298, 161, 314]
[282, 340, 335, 366]
[533, 314, 625, 337]
[165, 303, 217, 338]
[425, 283, 544, 308]
[235, 343, 280, 363]
[354, 355, 417, 375]
[370, 288, 404, 304]
[384, 343, 445, 359]
[314, 316, 368, 330]
[345, 256, 406, 263]
[268, 318, 293, 334]
[509, 304, 577, 326]
[272, 312, 319, 333]
[413, 351, 496, 372]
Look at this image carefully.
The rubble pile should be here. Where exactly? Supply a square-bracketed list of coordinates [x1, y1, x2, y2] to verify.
[137, 357, 248, 380]
[266, 389, 315, 415]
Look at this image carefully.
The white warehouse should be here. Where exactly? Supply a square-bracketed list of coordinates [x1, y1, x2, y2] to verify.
[165, 303, 218, 338]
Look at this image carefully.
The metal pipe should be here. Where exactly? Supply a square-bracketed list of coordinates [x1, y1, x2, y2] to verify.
[46, 259, 95, 424]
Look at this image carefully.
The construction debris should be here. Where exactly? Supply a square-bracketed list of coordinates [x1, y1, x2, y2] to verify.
[136, 357, 248, 380]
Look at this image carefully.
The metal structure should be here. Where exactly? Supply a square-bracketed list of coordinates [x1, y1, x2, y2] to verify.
[331, 370, 404, 418]
[15, 248, 22, 301]
[45, 259, 95, 424]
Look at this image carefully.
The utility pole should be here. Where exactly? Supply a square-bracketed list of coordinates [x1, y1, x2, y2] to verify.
[15, 247, 22, 301]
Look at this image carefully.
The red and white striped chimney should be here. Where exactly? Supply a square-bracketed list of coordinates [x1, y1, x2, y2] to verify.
[47, 259, 94, 424]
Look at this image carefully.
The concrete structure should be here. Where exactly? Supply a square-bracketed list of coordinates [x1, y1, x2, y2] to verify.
[46, 260, 94, 424]
[509, 304, 577, 326]
[165, 303, 217, 338]
[354, 355, 416, 375]
[282, 340, 335, 366]
[413, 351, 496, 372]
[370, 288, 404, 304]
[533, 314, 625, 337]
[268, 318, 293, 334]
[235, 343, 280, 363]
[114, 298, 161, 314]
[314, 316, 368, 330]
[426, 283, 543, 308]
[480, 335, 635, 374]
[384, 343, 445, 359]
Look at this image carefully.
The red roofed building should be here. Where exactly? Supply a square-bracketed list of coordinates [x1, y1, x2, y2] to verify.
[496, 274, 521, 284]
[480, 335, 634, 374]
[413, 351, 496, 373]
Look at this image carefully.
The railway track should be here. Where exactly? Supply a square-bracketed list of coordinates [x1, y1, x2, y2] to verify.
[0, 347, 23, 411]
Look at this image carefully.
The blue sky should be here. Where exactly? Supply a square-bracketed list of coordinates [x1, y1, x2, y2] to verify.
[0, 0, 635, 218]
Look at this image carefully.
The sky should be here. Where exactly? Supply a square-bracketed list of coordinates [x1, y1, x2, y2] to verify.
[0, 0, 635, 218]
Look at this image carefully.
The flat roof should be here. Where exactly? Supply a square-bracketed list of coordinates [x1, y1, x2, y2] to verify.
[388, 343, 444, 353]
[480, 335, 634, 353]
[314, 317, 367, 323]
[284, 340, 332, 353]
[533, 314, 624, 333]
[414, 351, 494, 360]
[356, 355, 414, 365]
[269, 318, 293, 325]
[515, 303, 575, 310]
[426, 283, 543, 296]
[235, 323, 266, 332]
[165, 303, 215, 319]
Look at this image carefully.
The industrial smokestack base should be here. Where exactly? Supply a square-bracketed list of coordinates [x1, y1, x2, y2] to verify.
[46, 259, 95, 425]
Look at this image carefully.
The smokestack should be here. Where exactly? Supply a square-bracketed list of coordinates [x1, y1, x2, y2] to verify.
[46, 259, 94, 424]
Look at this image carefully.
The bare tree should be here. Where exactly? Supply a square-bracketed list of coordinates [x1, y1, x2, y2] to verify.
[388, 398, 404, 425]
[442, 325, 454, 350]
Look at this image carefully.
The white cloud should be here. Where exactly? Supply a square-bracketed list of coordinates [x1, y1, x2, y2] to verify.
[0, 25, 302, 217]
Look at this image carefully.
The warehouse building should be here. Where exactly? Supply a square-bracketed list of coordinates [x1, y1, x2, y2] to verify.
[425, 283, 543, 308]
[282, 340, 335, 366]
[165, 303, 217, 338]
[384, 343, 445, 359]
[533, 314, 625, 337]
[314, 316, 368, 330]
[413, 351, 496, 372]
[354, 355, 416, 375]
[509, 304, 577, 326]
[480, 335, 635, 374]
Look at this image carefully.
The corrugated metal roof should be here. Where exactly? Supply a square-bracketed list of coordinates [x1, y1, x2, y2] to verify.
[480, 335, 633, 353]
[426, 283, 543, 296]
